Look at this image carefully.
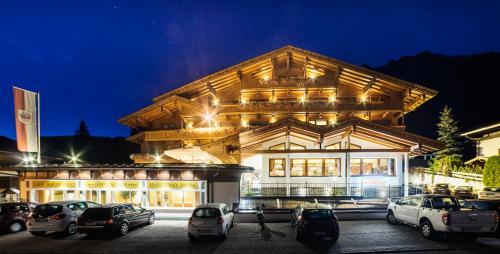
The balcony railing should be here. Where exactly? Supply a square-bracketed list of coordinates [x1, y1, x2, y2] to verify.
[241, 183, 424, 198]
[144, 127, 240, 141]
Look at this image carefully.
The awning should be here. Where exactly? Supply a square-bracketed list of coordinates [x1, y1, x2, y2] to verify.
[164, 146, 223, 164]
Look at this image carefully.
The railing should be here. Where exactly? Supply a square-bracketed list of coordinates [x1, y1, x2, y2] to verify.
[423, 170, 483, 182]
[241, 183, 423, 198]
[219, 100, 397, 114]
[143, 127, 240, 141]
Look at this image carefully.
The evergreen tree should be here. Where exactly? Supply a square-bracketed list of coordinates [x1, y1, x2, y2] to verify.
[75, 120, 91, 138]
[430, 106, 462, 174]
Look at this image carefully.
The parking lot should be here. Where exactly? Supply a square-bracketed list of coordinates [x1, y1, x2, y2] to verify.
[0, 219, 500, 254]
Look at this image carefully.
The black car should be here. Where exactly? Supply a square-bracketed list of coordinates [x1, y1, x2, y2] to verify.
[466, 200, 500, 233]
[453, 186, 475, 199]
[77, 204, 155, 236]
[432, 183, 452, 195]
[291, 204, 339, 241]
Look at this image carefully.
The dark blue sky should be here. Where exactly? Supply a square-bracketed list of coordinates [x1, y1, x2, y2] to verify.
[1, 0, 500, 139]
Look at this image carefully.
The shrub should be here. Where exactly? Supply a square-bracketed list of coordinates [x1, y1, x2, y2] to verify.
[483, 156, 500, 186]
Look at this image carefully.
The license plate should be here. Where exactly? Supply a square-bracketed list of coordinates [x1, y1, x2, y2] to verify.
[199, 229, 211, 233]
[35, 218, 48, 222]
[461, 227, 480, 232]
[314, 232, 327, 236]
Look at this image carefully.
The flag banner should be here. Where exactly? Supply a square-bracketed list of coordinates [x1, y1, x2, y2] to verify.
[13, 87, 38, 152]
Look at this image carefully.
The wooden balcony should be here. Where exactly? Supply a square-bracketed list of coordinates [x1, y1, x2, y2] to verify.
[242, 77, 332, 90]
[219, 99, 402, 114]
[143, 127, 241, 141]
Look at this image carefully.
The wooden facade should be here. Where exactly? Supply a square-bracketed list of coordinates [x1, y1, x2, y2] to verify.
[118, 46, 440, 164]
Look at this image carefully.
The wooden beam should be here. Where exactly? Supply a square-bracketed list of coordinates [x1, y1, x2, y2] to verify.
[333, 66, 342, 88]
[271, 57, 278, 79]
[286, 51, 292, 76]
[363, 77, 375, 95]
[206, 82, 216, 97]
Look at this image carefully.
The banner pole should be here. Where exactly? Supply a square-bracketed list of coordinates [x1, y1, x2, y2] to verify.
[37, 92, 41, 164]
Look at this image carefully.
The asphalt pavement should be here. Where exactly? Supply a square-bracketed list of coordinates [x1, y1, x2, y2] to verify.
[0, 219, 499, 253]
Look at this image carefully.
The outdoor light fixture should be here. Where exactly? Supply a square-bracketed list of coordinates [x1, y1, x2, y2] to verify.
[263, 76, 270, 81]
[212, 97, 219, 106]
[329, 95, 336, 103]
[241, 119, 249, 127]
[22, 156, 34, 164]
[70, 155, 79, 164]
[154, 154, 162, 163]
[240, 97, 248, 104]
[204, 113, 212, 122]
[360, 94, 367, 103]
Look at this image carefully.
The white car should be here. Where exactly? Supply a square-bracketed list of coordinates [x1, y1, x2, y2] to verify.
[386, 194, 498, 240]
[478, 187, 500, 200]
[187, 203, 234, 240]
[28, 201, 99, 236]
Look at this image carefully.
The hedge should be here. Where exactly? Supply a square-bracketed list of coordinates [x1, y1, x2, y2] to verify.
[483, 156, 500, 186]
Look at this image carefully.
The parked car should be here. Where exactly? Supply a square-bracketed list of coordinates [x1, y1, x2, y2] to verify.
[77, 204, 155, 236]
[478, 187, 500, 200]
[464, 200, 500, 234]
[187, 203, 234, 241]
[291, 203, 339, 242]
[432, 183, 452, 195]
[453, 186, 475, 199]
[28, 201, 99, 236]
[0, 202, 36, 233]
[386, 194, 498, 240]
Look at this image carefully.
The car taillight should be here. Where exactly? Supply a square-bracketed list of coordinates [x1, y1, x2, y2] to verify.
[495, 212, 499, 224]
[297, 215, 303, 222]
[105, 218, 113, 225]
[442, 213, 451, 225]
[188, 217, 192, 225]
[217, 216, 224, 224]
[51, 214, 66, 220]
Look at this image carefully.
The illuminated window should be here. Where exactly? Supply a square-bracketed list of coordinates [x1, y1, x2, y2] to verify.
[307, 159, 323, 176]
[325, 159, 341, 176]
[269, 143, 286, 150]
[269, 159, 285, 177]
[291, 159, 306, 176]
[289, 143, 306, 150]
[350, 159, 395, 176]
[325, 142, 341, 150]
[350, 143, 361, 149]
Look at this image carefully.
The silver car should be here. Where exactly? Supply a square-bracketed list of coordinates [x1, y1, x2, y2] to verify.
[28, 201, 99, 236]
[187, 203, 234, 241]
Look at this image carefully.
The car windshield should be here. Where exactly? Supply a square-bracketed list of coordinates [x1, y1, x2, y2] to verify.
[456, 186, 472, 191]
[192, 208, 221, 218]
[33, 205, 63, 216]
[430, 197, 459, 210]
[302, 209, 334, 219]
[82, 208, 113, 220]
[435, 184, 448, 188]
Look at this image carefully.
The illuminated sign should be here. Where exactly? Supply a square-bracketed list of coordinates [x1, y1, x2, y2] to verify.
[83, 181, 140, 189]
[147, 181, 199, 189]
[32, 181, 76, 189]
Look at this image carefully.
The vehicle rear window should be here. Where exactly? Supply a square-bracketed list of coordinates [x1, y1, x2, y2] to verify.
[82, 208, 113, 220]
[192, 208, 221, 218]
[34, 205, 63, 216]
[435, 184, 448, 188]
[302, 209, 334, 219]
[456, 186, 472, 191]
[430, 197, 459, 210]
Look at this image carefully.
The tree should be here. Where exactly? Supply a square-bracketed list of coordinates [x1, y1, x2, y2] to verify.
[75, 120, 91, 138]
[483, 156, 500, 186]
[430, 106, 462, 175]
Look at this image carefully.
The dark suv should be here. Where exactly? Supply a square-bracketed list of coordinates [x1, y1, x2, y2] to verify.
[0, 202, 36, 233]
[432, 183, 452, 195]
[291, 203, 339, 242]
[77, 204, 155, 236]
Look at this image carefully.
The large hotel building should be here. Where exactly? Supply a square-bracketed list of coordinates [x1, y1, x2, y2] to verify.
[10, 46, 442, 209]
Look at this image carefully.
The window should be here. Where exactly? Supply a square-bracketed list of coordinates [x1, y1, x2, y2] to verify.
[410, 197, 423, 206]
[291, 159, 306, 176]
[350, 158, 396, 176]
[269, 143, 285, 150]
[269, 159, 285, 177]
[325, 159, 341, 176]
[289, 143, 306, 150]
[325, 143, 341, 150]
[307, 159, 323, 176]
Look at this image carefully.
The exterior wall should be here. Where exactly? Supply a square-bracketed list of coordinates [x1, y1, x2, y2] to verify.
[478, 132, 500, 158]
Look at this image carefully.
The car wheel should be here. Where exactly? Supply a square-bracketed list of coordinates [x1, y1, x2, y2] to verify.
[66, 222, 78, 235]
[420, 220, 436, 239]
[30, 231, 46, 236]
[188, 234, 196, 242]
[386, 211, 398, 225]
[8, 221, 24, 233]
[148, 215, 155, 225]
[118, 222, 129, 236]
[295, 229, 303, 241]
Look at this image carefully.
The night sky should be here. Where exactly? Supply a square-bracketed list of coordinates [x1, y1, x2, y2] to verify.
[1, 0, 500, 139]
